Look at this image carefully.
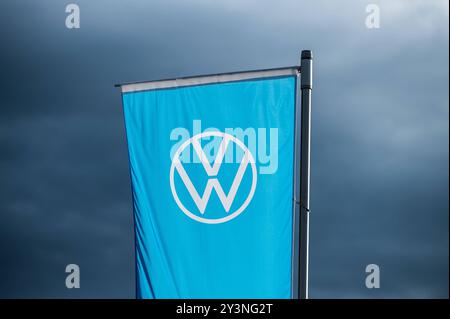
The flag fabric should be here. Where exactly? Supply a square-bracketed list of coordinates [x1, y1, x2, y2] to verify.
[121, 68, 298, 298]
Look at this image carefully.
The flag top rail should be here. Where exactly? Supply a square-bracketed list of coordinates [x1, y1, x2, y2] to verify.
[115, 66, 300, 93]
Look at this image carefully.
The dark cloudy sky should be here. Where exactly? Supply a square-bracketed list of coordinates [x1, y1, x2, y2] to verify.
[0, 0, 448, 298]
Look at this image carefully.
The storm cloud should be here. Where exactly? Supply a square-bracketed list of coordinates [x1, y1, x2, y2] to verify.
[0, 0, 448, 298]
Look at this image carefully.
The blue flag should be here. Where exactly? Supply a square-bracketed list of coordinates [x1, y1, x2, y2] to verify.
[121, 68, 298, 298]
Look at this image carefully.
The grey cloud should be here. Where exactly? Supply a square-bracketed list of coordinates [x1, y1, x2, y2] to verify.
[0, 0, 447, 298]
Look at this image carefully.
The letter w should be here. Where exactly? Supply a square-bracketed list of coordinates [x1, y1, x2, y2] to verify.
[174, 135, 250, 214]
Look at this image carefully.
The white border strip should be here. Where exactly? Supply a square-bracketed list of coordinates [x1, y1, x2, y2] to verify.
[120, 68, 299, 93]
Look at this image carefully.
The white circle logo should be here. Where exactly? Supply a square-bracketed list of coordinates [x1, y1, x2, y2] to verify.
[170, 132, 257, 224]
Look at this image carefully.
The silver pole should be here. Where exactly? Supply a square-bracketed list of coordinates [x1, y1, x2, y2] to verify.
[299, 50, 312, 299]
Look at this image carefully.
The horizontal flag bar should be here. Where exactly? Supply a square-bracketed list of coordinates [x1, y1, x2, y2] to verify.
[115, 66, 300, 93]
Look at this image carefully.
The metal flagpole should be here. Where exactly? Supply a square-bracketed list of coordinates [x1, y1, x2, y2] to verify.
[298, 50, 313, 299]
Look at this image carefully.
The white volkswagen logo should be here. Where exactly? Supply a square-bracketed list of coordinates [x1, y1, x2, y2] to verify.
[170, 131, 257, 224]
